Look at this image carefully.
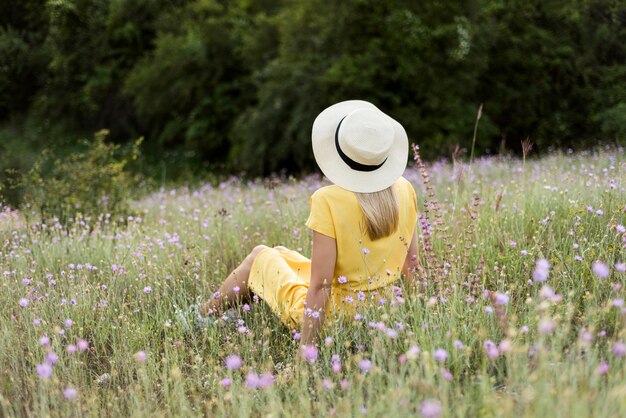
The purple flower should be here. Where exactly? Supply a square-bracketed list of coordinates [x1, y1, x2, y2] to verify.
[617, 224, 626, 234]
[616, 262, 625, 273]
[66, 344, 77, 354]
[322, 379, 333, 389]
[597, 360, 609, 375]
[509, 241, 517, 248]
[495, 292, 509, 305]
[434, 348, 448, 363]
[64, 319, 73, 328]
[245, 372, 260, 389]
[39, 336, 51, 346]
[612, 342, 626, 357]
[453, 340, 464, 350]
[337, 276, 347, 284]
[258, 373, 274, 388]
[143, 286, 152, 294]
[538, 318, 556, 335]
[19, 298, 29, 307]
[358, 359, 372, 373]
[224, 354, 243, 370]
[64, 386, 78, 400]
[220, 378, 232, 388]
[483, 340, 499, 360]
[419, 399, 443, 418]
[301, 345, 318, 363]
[612, 298, 624, 308]
[592, 261, 610, 279]
[134, 351, 147, 362]
[361, 247, 370, 255]
[533, 259, 550, 282]
[36, 363, 53, 380]
[45, 352, 59, 365]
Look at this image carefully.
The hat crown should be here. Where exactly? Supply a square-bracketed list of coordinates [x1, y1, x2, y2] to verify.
[338, 108, 394, 166]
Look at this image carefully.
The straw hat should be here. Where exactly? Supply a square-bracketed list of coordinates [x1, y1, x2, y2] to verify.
[311, 100, 409, 193]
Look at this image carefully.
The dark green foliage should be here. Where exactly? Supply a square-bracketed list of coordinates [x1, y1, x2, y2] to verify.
[0, 0, 624, 180]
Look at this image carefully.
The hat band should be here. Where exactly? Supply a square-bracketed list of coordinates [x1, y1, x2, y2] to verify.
[335, 117, 387, 172]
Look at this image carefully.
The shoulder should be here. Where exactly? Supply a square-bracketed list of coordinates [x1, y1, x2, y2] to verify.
[310, 184, 353, 203]
[394, 176, 416, 197]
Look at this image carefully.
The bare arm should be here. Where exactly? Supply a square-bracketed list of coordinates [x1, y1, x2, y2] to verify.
[300, 231, 336, 347]
[402, 230, 421, 284]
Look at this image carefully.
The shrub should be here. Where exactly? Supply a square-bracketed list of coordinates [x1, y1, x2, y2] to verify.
[18, 129, 143, 224]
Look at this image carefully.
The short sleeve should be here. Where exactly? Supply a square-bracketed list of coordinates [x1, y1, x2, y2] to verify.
[305, 189, 336, 238]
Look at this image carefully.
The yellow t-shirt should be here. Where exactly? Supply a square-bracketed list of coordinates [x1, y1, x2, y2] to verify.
[305, 176, 418, 293]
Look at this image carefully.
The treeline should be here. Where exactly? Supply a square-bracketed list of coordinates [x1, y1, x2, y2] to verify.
[1, 0, 625, 176]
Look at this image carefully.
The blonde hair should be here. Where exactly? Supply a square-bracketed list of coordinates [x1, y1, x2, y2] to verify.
[355, 186, 399, 241]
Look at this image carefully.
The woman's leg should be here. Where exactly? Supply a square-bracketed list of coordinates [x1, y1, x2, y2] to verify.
[199, 245, 268, 316]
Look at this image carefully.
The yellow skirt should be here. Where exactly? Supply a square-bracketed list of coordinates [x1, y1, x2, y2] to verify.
[247, 247, 397, 330]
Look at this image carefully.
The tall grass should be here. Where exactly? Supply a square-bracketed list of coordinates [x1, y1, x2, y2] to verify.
[0, 147, 625, 417]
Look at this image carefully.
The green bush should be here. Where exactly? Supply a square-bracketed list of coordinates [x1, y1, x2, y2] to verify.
[17, 130, 143, 224]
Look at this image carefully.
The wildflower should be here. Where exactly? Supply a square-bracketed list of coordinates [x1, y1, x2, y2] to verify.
[39, 336, 51, 346]
[64, 386, 78, 400]
[143, 286, 152, 294]
[242, 304, 250, 312]
[340, 379, 350, 390]
[592, 261, 610, 279]
[419, 399, 442, 418]
[595, 209, 604, 216]
[386, 329, 399, 339]
[499, 339, 512, 353]
[224, 354, 243, 370]
[77, 339, 89, 351]
[220, 378, 232, 388]
[612, 342, 626, 357]
[358, 359, 372, 373]
[538, 318, 556, 335]
[245, 372, 260, 389]
[483, 340, 499, 359]
[434, 349, 448, 362]
[357, 291, 366, 301]
[616, 224, 625, 234]
[324, 337, 333, 345]
[453, 340, 464, 350]
[597, 360, 609, 375]
[406, 345, 421, 360]
[233, 286, 240, 293]
[22, 278, 31, 286]
[134, 351, 147, 362]
[509, 241, 517, 248]
[612, 299, 624, 308]
[495, 293, 509, 306]
[301, 345, 318, 364]
[45, 352, 59, 365]
[337, 276, 347, 284]
[441, 369, 453, 381]
[361, 248, 370, 255]
[616, 263, 626, 273]
[36, 363, 53, 380]
[64, 319, 73, 328]
[539, 286, 555, 299]
[520, 250, 528, 256]
[66, 344, 77, 354]
[533, 259, 550, 282]
[484, 306, 493, 314]
[322, 379, 333, 390]
[345, 296, 354, 303]
[19, 298, 29, 307]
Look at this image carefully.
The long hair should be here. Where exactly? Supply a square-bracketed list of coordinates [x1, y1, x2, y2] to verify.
[355, 186, 399, 241]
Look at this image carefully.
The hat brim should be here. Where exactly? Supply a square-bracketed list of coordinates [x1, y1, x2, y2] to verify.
[311, 100, 409, 193]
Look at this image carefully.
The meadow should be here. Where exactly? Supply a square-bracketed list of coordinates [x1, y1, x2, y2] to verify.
[1, 146, 625, 417]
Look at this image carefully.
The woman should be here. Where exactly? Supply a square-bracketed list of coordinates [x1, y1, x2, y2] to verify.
[199, 100, 419, 346]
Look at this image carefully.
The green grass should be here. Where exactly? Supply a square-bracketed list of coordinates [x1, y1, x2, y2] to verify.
[0, 148, 625, 417]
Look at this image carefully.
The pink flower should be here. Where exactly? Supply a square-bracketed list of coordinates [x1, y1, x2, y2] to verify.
[39, 336, 51, 346]
[77, 339, 89, 351]
[597, 360, 609, 375]
[301, 345, 318, 364]
[220, 378, 232, 388]
[419, 399, 442, 418]
[19, 298, 29, 307]
[134, 351, 147, 362]
[66, 344, 77, 354]
[612, 342, 626, 357]
[538, 318, 556, 335]
[483, 340, 499, 360]
[224, 354, 243, 370]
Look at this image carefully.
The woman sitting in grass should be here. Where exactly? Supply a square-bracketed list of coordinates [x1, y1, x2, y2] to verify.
[198, 100, 420, 347]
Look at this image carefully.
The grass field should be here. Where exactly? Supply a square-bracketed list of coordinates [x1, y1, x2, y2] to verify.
[1, 147, 625, 417]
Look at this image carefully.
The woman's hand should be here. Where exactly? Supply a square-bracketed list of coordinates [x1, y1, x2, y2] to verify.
[402, 231, 421, 285]
[300, 231, 336, 347]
